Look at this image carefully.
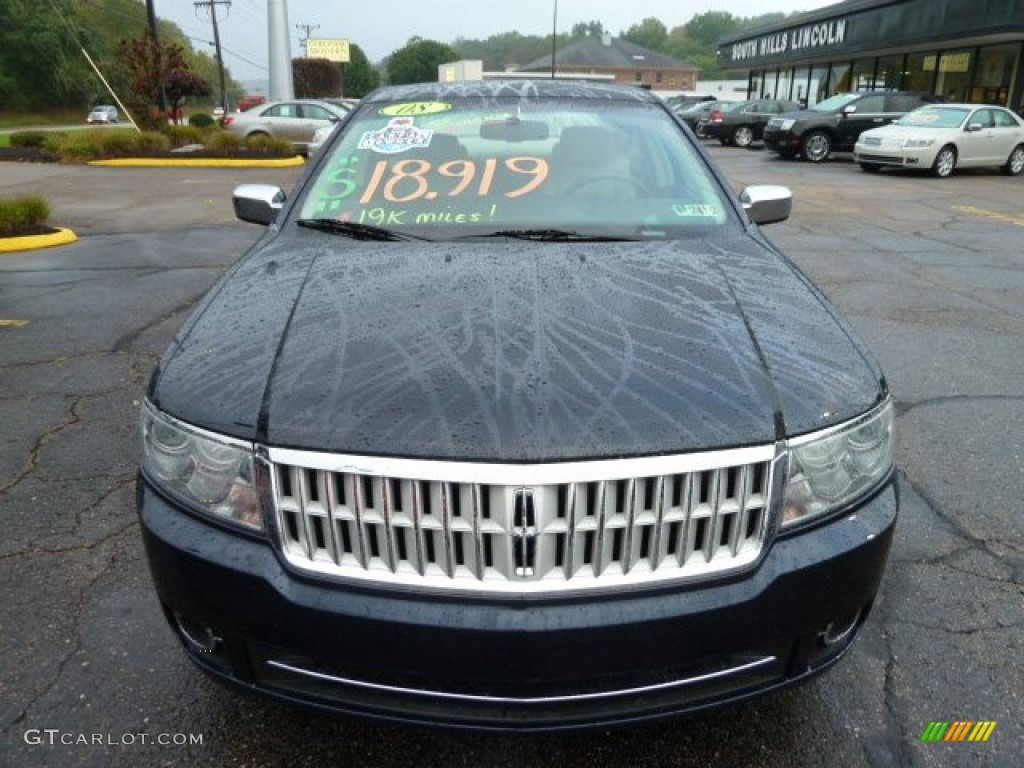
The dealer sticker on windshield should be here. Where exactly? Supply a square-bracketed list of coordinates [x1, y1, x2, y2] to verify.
[672, 204, 720, 218]
[379, 102, 453, 117]
[358, 117, 434, 154]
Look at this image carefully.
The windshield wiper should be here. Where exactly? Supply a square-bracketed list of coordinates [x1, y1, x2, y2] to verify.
[296, 219, 428, 241]
[467, 229, 640, 242]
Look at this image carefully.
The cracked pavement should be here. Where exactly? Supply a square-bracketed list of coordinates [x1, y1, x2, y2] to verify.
[1, 153, 1020, 766]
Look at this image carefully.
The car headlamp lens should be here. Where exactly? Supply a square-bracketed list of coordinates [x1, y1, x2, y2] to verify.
[903, 139, 934, 149]
[141, 401, 263, 531]
[783, 401, 894, 528]
[778, 119, 795, 130]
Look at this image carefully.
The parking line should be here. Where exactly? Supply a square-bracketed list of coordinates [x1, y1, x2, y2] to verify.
[954, 205, 1024, 228]
[0, 319, 29, 327]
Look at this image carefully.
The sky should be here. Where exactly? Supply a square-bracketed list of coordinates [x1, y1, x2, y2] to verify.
[161, 0, 838, 83]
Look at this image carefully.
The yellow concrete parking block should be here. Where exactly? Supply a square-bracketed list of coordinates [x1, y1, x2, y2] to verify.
[0, 227, 77, 253]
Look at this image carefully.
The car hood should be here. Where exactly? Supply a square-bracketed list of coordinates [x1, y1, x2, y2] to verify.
[151, 233, 884, 462]
[858, 124, 948, 140]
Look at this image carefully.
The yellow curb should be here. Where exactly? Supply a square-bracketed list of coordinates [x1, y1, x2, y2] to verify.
[0, 227, 77, 253]
[88, 156, 305, 168]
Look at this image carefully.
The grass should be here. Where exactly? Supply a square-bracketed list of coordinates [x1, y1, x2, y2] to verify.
[0, 134, 9, 148]
[0, 110, 84, 129]
[0, 195, 51, 236]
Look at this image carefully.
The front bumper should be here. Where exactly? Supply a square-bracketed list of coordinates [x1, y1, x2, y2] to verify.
[138, 475, 898, 731]
[854, 146, 933, 168]
[763, 128, 802, 154]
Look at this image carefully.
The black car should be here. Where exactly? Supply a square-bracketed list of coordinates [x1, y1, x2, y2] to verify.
[763, 91, 942, 162]
[664, 93, 716, 112]
[674, 99, 727, 135]
[138, 80, 898, 732]
[698, 99, 803, 147]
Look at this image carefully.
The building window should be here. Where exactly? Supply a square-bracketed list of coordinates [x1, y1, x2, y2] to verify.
[656, 72, 663, 84]
[850, 58, 878, 90]
[933, 49, 974, 101]
[827, 62, 851, 96]
[792, 67, 810, 106]
[809, 63, 829, 105]
[635, 71, 643, 82]
[973, 44, 1019, 105]
[904, 52, 938, 95]
[877, 55, 906, 91]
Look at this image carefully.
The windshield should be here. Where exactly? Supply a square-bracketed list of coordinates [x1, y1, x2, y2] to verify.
[811, 93, 861, 112]
[895, 107, 970, 128]
[298, 95, 735, 240]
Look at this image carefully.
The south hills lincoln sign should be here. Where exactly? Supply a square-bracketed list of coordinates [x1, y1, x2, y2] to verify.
[731, 19, 848, 63]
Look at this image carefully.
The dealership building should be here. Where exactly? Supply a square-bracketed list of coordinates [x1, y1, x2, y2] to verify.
[718, 0, 1024, 111]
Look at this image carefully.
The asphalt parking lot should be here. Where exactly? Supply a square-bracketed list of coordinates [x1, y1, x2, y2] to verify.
[1, 145, 1021, 767]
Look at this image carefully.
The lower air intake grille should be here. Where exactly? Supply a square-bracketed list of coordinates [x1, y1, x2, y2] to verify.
[267, 447, 778, 593]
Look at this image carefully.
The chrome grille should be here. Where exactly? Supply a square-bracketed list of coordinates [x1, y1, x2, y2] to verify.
[266, 447, 779, 593]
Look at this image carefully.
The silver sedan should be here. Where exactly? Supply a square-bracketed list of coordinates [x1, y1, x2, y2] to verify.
[222, 99, 351, 154]
[854, 104, 1024, 178]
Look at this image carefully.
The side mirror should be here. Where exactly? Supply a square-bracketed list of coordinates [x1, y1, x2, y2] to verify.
[740, 185, 793, 225]
[842, 105, 858, 115]
[966, 123, 984, 132]
[233, 184, 286, 226]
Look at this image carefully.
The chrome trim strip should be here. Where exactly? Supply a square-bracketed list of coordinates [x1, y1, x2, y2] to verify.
[265, 655, 778, 705]
[261, 445, 777, 485]
[785, 398, 892, 449]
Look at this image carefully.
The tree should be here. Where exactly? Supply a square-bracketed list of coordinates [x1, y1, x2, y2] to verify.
[341, 44, 380, 99]
[622, 18, 668, 52]
[386, 39, 458, 85]
[118, 29, 211, 126]
[683, 11, 742, 50]
[570, 20, 605, 38]
[293, 58, 342, 97]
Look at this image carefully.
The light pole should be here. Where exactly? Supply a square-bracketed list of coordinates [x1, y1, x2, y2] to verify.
[551, 0, 558, 79]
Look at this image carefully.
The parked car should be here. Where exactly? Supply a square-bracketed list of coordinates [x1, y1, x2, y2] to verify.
[664, 94, 716, 111]
[221, 99, 350, 153]
[673, 99, 725, 135]
[699, 99, 803, 147]
[237, 95, 266, 112]
[139, 80, 897, 732]
[86, 105, 119, 124]
[764, 91, 942, 162]
[854, 104, 1024, 177]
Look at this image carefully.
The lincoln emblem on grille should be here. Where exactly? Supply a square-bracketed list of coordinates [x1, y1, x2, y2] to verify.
[512, 487, 538, 577]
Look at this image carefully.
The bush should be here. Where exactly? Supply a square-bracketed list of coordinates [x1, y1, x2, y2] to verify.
[133, 131, 171, 154]
[0, 195, 51, 236]
[245, 134, 294, 155]
[204, 131, 244, 155]
[188, 113, 215, 128]
[9, 131, 49, 148]
[164, 125, 205, 147]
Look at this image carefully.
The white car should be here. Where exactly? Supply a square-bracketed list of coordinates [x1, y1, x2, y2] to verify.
[221, 99, 351, 154]
[87, 105, 119, 124]
[854, 104, 1024, 178]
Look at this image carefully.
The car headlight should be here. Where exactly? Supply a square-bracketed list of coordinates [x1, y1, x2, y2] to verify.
[783, 401, 894, 529]
[903, 139, 934, 149]
[141, 401, 263, 531]
[777, 119, 795, 130]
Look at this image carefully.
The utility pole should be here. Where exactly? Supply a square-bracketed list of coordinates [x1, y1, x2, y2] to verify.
[145, 0, 167, 112]
[195, 0, 230, 114]
[296, 23, 319, 57]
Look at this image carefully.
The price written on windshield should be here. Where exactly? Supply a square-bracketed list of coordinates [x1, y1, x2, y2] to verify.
[324, 156, 550, 206]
